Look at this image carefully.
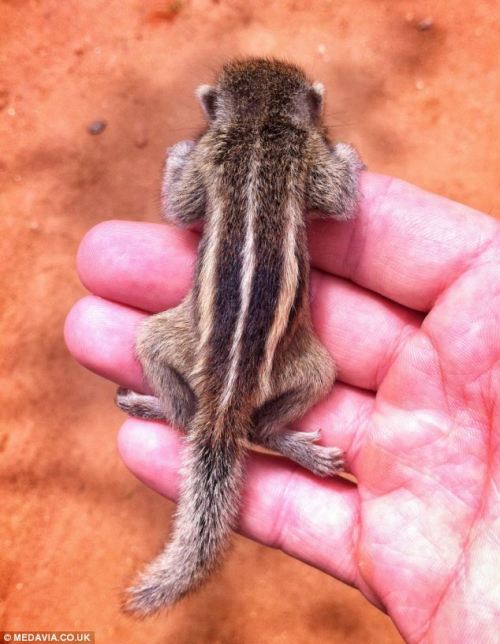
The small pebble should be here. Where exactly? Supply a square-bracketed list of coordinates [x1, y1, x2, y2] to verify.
[87, 119, 107, 135]
[416, 18, 433, 31]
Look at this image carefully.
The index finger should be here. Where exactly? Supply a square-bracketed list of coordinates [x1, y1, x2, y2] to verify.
[310, 173, 497, 311]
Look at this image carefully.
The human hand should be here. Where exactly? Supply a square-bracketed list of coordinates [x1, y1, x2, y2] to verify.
[65, 173, 499, 642]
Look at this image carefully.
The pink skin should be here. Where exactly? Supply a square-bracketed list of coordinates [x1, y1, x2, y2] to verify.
[65, 172, 500, 642]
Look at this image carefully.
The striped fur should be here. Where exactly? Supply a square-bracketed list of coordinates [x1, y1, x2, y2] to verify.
[120, 58, 362, 615]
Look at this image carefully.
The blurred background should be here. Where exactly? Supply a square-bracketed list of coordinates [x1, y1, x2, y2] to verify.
[0, 1, 498, 642]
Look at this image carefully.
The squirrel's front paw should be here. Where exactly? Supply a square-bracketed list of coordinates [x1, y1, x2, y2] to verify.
[333, 142, 365, 172]
[165, 140, 196, 172]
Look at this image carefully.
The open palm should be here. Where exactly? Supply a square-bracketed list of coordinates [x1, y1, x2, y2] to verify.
[65, 173, 499, 642]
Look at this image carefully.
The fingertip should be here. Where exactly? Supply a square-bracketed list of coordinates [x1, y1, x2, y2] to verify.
[76, 219, 198, 311]
[64, 295, 101, 368]
[64, 295, 145, 388]
[117, 418, 183, 498]
[358, 171, 393, 204]
[77, 220, 125, 291]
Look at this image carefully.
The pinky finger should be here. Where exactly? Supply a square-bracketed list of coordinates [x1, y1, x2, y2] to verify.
[117, 417, 361, 589]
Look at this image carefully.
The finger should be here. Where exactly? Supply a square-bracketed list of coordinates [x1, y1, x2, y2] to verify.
[310, 172, 497, 311]
[64, 296, 375, 466]
[77, 228, 422, 390]
[117, 417, 361, 588]
[64, 296, 145, 391]
[311, 271, 420, 389]
[67, 270, 419, 393]
[77, 220, 198, 312]
[78, 173, 497, 314]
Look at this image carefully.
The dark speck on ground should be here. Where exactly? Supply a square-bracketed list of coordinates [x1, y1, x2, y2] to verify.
[87, 120, 107, 135]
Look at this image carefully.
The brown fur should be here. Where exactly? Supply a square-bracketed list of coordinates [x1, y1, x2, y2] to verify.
[116, 58, 362, 615]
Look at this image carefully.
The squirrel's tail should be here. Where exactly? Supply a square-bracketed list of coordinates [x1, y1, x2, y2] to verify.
[123, 407, 247, 616]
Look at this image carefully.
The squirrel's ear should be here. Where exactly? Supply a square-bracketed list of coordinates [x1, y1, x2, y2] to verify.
[308, 81, 324, 120]
[196, 85, 218, 121]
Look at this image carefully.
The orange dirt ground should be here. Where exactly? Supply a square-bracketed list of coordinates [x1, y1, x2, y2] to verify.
[0, 1, 498, 642]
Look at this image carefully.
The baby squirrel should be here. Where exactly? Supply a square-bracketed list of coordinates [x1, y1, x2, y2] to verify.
[116, 58, 362, 615]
